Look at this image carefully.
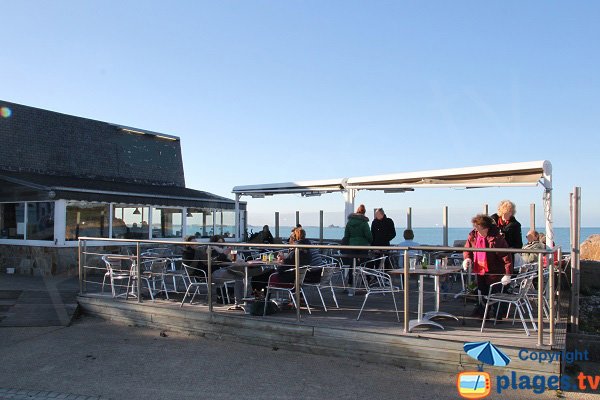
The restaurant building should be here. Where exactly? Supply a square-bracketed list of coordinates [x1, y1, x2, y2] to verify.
[0, 100, 245, 275]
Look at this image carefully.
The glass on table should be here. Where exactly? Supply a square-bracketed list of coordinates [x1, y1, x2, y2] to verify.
[409, 258, 417, 270]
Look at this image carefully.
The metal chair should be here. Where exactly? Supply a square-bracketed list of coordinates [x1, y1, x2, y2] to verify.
[264, 267, 311, 316]
[481, 273, 537, 336]
[321, 255, 346, 290]
[302, 263, 339, 311]
[180, 263, 209, 306]
[359, 256, 401, 289]
[101, 255, 134, 298]
[134, 258, 169, 301]
[356, 267, 400, 322]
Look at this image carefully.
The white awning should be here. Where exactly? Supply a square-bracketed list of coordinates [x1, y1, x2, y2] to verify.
[232, 178, 346, 197]
[232, 160, 552, 196]
[346, 160, 552, 191]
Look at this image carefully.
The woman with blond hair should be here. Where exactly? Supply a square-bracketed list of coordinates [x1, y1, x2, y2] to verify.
[491, 200, 523, 249]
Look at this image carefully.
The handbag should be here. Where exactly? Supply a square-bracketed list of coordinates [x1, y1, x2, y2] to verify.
[250, 299, 279, 315]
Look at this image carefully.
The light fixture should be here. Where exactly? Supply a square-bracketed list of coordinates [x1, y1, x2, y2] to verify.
[186, 211, 193, 217]
[133, 207, 141, 215]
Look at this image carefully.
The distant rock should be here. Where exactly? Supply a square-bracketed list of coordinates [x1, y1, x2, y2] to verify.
[581, 234, 600, 261]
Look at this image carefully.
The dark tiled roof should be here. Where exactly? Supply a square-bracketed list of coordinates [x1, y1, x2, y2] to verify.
[0, 171, 241, 209]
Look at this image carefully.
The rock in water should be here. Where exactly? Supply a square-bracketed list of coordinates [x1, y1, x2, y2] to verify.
[580, 234, 600, 261]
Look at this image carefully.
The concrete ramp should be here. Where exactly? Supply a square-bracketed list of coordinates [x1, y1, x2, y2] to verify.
[0, 276, 79, 327]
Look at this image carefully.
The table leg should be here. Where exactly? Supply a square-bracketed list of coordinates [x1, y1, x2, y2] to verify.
[434, 275, 440, 312]
[348, 258, 357, 296]
[418, 275, 424, 322]
[424, 273, 459, 322]
[409, 274, 444, 332]
[243, 266, 249, 298]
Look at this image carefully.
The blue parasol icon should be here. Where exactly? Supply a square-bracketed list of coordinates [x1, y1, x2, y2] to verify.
[464, 341, 511, 369]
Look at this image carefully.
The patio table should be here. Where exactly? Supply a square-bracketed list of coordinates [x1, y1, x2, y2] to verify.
[219, 259, 274, 311]
[390, 265, 461, 332]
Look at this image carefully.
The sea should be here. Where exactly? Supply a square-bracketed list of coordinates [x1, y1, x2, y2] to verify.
[249, 226, 599, 250]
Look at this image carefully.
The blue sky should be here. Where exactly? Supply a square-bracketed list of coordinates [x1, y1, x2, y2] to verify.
[2, 1, 599, 228]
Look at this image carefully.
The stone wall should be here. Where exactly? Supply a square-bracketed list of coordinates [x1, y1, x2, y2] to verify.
[0, 245, 136, 277]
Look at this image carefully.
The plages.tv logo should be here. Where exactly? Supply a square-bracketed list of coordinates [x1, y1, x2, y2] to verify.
[457, 341, 511, 399]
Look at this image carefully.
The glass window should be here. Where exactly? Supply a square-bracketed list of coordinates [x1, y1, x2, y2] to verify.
[218, 211, 236, 238]
[27, 202, 55, 241]
[66, 202, 109, 240]
[112, 205, 149, 239]
[152, 208, 182, 238]
[186, 208, 214, 238]
[0, 203, 25, 239]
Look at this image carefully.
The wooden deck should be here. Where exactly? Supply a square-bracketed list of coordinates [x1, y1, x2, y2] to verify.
[78, 276, 567, 378]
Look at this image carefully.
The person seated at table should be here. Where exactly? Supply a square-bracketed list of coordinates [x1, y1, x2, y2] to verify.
[181, 235, 210, 277]
[260, 225, 275, 244]
[269, 228, 316, 288]
[396, 229, 423, 262]
[253, 228, 321, 293]
[208, 235, 232, 262]
[289, 224, 302, 244]
[520, 230, 546, 264]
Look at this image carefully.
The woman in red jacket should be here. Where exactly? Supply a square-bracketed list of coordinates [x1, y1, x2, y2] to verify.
[462, 214, 513, 318]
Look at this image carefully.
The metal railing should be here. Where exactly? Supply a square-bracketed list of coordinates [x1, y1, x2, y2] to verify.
[78, 237, 563, 347]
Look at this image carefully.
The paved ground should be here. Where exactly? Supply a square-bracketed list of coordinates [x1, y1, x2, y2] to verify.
[0, 275, 79, 327]
[0, 316, 598, 400]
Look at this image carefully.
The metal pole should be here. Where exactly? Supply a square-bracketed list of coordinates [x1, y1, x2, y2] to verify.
[295, 246, 301, 322]
[275, 212, 280, 239]
[442, 206, 448, 247]
[83, 240, 88, 292]
[483, 204, 488, 215]
[207, 247, 213, 313]
[403, 250, 409, 333]
[549, 248, 559, 346]
[570, 187, 581, 333]
[234, 193, 241, 239]
[530, 203, 536, 231]
[537, 255, 544, 347]
[136, 241, 141, 303]
[296, 211, 300, 227]
[319, 210, 324, 244]
[406, 208, 412, 230]
[78, 240, 83, 294]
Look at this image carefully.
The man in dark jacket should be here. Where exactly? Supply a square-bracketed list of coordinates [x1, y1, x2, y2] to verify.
[371, 208, 396, 246]
[371, 208, 396, 270]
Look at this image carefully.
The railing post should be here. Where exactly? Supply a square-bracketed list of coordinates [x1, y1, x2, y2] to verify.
[78, 240, 83, 294]
[406, 208, 412, 230]
[549, 248, 558, 346]
[319, 210, 324, 244]
[295, 245, 301, 322]
[537, 255, 544, 347]
[275, 212, 280, 239]
[442, 206, 448, 247]
[403, 249, 409, 333]
[296, 211, 300, 227]
[530, 203, 536, 231]
[570, 186, 581, 333]
[207, 246, 213, 314]
[483, 204, 488, 215]
[136, 241, 141, 303]
[83, 240, 87, 292]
